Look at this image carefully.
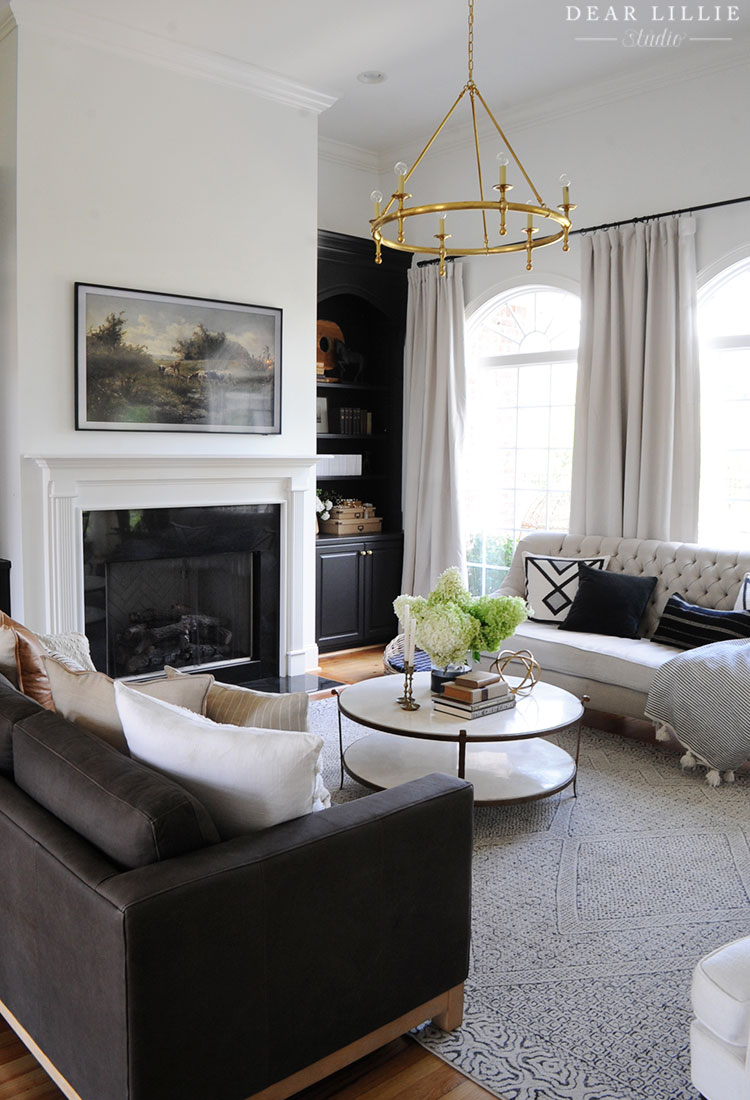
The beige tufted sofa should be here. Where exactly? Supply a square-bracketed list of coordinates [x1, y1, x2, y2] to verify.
[490, 531, 750, 720]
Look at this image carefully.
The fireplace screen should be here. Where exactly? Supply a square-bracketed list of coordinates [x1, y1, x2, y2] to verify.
[105, 552, 254, 678]
[83, 505, 280, 680]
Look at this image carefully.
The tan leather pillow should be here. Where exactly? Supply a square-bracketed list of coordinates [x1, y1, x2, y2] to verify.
[44, 657, 215, 753]
[0, 612, 54, 710]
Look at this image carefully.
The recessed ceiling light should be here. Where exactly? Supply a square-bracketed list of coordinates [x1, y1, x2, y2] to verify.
[357, 71, 387, 84]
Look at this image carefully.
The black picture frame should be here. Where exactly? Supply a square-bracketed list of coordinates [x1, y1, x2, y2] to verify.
[75, 283, 282, 434]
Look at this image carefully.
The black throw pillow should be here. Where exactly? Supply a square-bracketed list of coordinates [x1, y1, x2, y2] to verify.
[558, 563, 658, 639]
[651, 591, 750, 650]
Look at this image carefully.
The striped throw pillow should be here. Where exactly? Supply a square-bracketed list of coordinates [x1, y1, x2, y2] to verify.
[651, 592, 750, 650]
[206, 682, 309, 730]
[165, 667, 308, 731]
[734, 572, 750, 612]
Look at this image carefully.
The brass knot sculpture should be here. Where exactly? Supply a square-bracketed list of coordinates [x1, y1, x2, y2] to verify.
[491, 649, 540, 696]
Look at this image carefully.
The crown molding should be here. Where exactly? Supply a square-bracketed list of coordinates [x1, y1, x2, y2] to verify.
[318, 137, 380, 174]
[375, 41, 750, 170]
[7, 0, 337, 114]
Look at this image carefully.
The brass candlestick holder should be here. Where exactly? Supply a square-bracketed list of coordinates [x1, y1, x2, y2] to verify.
[398, 662, 420, 711]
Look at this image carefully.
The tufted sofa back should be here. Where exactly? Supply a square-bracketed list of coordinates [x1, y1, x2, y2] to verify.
[498, 531, 750, 637]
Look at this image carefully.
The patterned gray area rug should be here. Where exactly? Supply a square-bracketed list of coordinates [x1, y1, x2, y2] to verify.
[309, 694, 750, 1100]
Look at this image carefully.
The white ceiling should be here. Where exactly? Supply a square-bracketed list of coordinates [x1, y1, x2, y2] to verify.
[50, 0, 750, 155]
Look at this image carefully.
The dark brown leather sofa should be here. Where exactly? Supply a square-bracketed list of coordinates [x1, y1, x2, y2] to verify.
[0, 674, 473, 1100]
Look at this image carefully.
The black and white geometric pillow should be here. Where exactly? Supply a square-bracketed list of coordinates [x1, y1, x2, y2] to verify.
[734, 571, 750, 611]
[523, 553, 610, 624]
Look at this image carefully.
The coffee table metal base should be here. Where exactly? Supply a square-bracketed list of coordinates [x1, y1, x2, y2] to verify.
[343, 731, 577, 806]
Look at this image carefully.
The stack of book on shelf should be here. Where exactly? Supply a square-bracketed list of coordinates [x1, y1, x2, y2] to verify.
[337, 407, 372, 435]
[433, 670, 515, 719]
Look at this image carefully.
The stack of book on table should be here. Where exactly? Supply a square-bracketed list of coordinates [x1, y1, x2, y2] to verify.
[433, 670, 515, 719]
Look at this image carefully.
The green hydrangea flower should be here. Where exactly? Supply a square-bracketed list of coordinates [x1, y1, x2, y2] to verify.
[393, 568, 529, 667]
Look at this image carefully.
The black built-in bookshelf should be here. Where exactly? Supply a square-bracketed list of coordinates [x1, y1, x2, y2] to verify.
[316, 231, 410, 649]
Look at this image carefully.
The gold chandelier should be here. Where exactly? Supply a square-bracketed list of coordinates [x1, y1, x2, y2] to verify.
[369, 0, 575, 276]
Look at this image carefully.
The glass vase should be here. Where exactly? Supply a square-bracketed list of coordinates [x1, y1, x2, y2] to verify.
[430, 661, 471, 695]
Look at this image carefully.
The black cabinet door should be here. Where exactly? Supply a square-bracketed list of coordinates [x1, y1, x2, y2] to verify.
[363, 540, 402, 642]
[316, 543, 364, 651]
[316, 534, 403, 652]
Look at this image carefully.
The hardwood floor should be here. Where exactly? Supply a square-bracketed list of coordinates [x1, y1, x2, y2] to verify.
[0, 644, 494, 1100]
[0, 1024, 488, 1100]
[317, 644, 388, 687]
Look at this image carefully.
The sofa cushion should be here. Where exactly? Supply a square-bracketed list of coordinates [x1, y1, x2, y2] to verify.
[12, 710, 219, 867]
[165, 666, 309, 730]
[115, 682, 330, 838]
[499, 620, 682, 695]
[559, 564, 658, 639]
[44, 657, 214, 753]
[523, 554, 609, 624]
[651, 593, 750, 650]
[0, 613, 55, 710]
[692, 935, 750, 1046]
[0, 673, 44, 776]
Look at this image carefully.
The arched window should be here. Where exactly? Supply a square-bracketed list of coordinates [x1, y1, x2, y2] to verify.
[464, 285, 580, 595]
[698, 257, 750, 548]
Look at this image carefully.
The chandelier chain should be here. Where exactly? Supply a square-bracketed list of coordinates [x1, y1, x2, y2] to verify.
[467, 0, 474, 83]
[369, 0, 574, 273]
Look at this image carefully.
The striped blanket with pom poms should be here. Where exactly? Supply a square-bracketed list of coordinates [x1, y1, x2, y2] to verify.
[645, 637, 750, 785]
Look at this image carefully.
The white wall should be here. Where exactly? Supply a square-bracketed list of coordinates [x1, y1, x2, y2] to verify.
[0, 28, 19, 597]
[318, 140, 381, 239]
[1, 11, 321, 649]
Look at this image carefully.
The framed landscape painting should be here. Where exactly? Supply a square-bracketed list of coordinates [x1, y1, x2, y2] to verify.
[75, 284, 282, 433]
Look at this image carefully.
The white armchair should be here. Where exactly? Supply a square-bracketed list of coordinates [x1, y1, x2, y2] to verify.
[691, 935, 750, 1099]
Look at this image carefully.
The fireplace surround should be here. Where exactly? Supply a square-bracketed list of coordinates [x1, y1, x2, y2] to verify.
[84, 504, 281, 680]
[21, 455, 318, 679]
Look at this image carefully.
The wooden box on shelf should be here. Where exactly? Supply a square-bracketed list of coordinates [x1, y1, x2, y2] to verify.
[320, 516, 383, 536]
[320, 501, 382, 536]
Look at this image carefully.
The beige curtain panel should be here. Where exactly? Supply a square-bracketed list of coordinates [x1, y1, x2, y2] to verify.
[570, 216, 700, 542]
[401, 262, 468, 598]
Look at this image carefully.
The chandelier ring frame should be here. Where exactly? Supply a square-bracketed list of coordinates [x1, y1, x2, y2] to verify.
[372, 200, 572, 258]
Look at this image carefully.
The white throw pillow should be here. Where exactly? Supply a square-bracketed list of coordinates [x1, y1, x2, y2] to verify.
[523, 553, 610, 624]
[114, 682, 330, 837]
[36, 630, 96, 671]
[734, 572, 750, 612]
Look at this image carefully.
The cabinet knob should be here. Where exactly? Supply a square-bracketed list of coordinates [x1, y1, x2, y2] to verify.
[366, 549, 373, 555]
[360, 550, 366, 556]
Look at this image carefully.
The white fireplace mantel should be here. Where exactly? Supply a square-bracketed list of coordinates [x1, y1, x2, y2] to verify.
[22, 454, 319, 677]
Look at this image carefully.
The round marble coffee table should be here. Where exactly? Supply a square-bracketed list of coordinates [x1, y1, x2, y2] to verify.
[335, 672, 585, 805]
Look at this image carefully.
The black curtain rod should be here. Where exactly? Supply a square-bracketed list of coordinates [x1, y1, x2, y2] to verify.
[417, 255, 456, 268]
[571, 194, 750, 236]
[417, 194, 750, 264]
